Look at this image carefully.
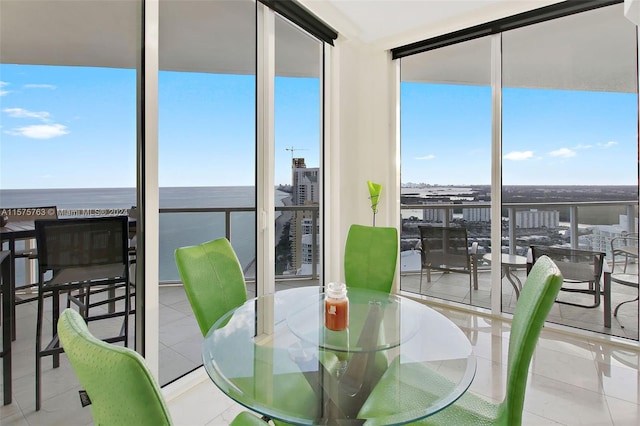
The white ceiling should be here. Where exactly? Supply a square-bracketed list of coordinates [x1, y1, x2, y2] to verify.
[300, 0, 563, 48]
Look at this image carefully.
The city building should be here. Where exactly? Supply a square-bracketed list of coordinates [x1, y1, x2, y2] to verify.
[463, 207, 491, 222]
[515, 209, 560, 229]
[290, 159, 319, 272]
[592, 214, 640, 257]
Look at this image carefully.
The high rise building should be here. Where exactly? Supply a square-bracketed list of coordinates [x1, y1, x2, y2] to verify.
[591, 215, 640, 258]
[515, 209, 559, 229]
[290, 158, 319, 272]
[463, 207, 491, 222]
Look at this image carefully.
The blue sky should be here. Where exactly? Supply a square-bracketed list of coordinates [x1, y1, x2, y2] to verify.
[401, 83, 638, 186]
[0, 64, 321, 189]
[1, 64, 637, 189]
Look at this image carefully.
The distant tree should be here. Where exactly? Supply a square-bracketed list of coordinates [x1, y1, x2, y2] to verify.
[275, 221, 292, 274]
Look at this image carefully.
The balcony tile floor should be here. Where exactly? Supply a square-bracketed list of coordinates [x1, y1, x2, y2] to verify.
[2, 280, 639, 425]
[402, 267, 639, 340]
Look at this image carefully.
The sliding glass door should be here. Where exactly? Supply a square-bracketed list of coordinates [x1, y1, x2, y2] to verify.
[399, 2, 639, 340]
[502, 4, 638, 337]
[399, 36, 493, 310]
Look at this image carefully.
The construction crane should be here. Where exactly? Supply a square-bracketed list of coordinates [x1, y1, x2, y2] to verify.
[285, 146, 309, 162]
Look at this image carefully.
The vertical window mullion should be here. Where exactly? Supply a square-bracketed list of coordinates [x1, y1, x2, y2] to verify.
[490, 33, 502, 315]
[256, 3, 276, 298]
[141, 0, 160, 375]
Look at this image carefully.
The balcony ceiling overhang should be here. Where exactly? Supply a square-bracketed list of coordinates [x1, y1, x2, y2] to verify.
[0, 0, 636, 92]
[0, 0, 320, 77]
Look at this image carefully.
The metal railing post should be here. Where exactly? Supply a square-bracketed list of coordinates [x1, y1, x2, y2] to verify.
[570, 205, 578, 249]
[311, 210, 318, 279]
[509, 207, 516, 255]
[225, 211, 231, 241]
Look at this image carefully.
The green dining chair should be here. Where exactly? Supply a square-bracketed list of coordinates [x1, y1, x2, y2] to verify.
[175, 237, 248, 336]
[344, 224, 398, 293]
[175, 239, 297, 426]
[358, 255, 563, 426]
[57, 308, 267, 426]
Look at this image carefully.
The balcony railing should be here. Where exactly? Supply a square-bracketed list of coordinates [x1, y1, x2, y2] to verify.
[401, 200, 638, 255]
[159, 200, 636, 283]
[158, 205, 320, 283]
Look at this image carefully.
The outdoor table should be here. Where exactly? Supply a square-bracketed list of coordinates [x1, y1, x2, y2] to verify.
[483, 253, 528, 298]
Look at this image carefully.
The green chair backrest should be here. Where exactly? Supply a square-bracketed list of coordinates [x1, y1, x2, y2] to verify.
[57, 309, 173, 426]
[498, 255, 563, 425]
[175, 238, 248, 336]
[344, 224, 398, 293]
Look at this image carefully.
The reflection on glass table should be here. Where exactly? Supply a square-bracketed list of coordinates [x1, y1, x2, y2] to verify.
[202, 286, 476, 425]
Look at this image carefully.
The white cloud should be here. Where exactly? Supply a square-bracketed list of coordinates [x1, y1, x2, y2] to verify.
[0, 81, 9, 96]
[24, 84, 56, 90]
[598, 141, 618, 148]
[415, 154, 435, 160]
[5, 124, 69, 139]
[573, 144, 593, 150]
[3, 107, 51, 121]
[503, 151, 534, 161]
[549, 148, 576, 158]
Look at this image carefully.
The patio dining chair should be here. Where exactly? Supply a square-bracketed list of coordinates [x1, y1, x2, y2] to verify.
[57, 308, 268, 426]
[344, 224, 398, 294]
[34, 216, 132, 410]
[358, 255, 563, 425]
[529, 245, 605, 309]
[610, 233, 639, 320]
[417, 225, 478, 297]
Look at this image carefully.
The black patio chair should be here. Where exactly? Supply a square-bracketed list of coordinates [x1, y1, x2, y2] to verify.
[609, 233, 639, 320]
[34, 216, 131, 411]
[417, 225, 478, 298]
[529, 245, 605, 309]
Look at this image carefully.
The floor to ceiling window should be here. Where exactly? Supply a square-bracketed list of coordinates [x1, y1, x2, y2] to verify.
[399, 36, 493, 310]
[274, 14, 322, 285]
[0, 0, 142, 410]
[157, 0, 328, 385]
[398, 2, 639, 340]
[0, 0, 331, 409]
[502, 3, 638, 339]
[157, 0, 256, 385]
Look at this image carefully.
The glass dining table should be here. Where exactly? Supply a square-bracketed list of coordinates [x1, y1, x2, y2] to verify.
[202, 286, 476, 425]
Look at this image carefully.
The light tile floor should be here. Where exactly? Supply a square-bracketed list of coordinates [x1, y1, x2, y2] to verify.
[2, 281, 640, 425]
[167, 305, 640, 426]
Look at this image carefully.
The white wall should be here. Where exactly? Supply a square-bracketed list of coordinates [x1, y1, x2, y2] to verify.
[326, 38, 400, 285]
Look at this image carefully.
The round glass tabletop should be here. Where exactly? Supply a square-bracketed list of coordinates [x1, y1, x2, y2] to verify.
[202, 287, 476, 425]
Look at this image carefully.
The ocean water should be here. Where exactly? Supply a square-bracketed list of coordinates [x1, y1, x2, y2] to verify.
[1, 187, 288, 282]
